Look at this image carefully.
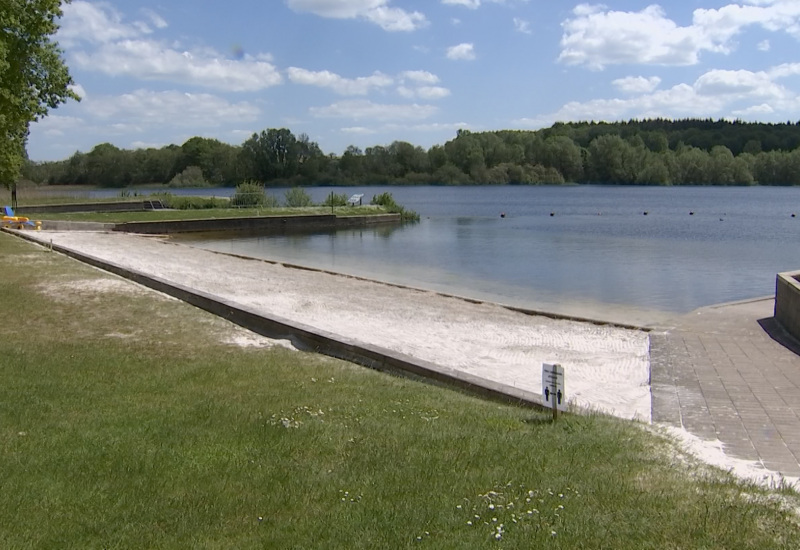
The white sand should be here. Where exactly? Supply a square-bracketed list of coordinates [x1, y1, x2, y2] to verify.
[26, 230, 652, 421]
[662, 427, 799, 491]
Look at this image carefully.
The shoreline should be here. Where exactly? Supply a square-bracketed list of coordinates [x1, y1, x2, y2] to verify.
[19, 229, 653, 422]
[177, 234, 681, 331]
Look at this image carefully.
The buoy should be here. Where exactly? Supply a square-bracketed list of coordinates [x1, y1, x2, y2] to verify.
[643, 211, 648, 216]
[500, 212, 506, 218]
[550, 212, 555, 217]
[792, 213, 796, 218]
[689, 211, 694, 215]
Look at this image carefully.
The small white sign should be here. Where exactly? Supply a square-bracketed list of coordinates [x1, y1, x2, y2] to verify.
[542, 363, 567, 411]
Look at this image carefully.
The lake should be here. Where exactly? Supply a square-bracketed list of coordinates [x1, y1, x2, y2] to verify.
[160, 185, 800, 326]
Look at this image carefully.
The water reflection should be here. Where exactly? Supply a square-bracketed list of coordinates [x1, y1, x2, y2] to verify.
[174, 185, 800, 318]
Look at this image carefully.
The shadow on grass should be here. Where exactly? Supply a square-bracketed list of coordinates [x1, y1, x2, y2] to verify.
[522, 415, 557, 426]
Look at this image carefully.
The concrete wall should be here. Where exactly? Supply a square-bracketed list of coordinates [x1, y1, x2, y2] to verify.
[40, 220, 115, 232]
[775, 270, 800, 342]
[113, 213, 401, 235]
[16, 201, 161, 214]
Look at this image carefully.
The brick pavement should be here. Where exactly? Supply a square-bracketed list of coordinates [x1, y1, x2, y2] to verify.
[650, 297, 800, 477]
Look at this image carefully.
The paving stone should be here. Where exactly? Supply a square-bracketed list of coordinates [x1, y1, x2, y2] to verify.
[651, 297, 800, 482]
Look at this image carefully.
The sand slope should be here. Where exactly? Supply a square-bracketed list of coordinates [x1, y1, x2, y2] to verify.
[27, 231, 652, 421]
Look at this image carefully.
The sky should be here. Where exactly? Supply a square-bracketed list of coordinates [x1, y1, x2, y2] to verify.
[25, 0, 800, 161]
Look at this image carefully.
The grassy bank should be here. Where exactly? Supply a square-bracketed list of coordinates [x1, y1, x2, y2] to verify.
[0, 231, 798, 549]
[34, 205, 387, 223]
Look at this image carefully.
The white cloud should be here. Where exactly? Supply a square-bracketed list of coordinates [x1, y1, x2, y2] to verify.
[559, 5, 705, 68]
[141, 8, 168, 30]
[613, 76, 662, 94]
[514, 18, 532, 34]
[400, 70, 440, 84]
[441, 0, 529, 8]
[515, 62, 800, 128]
[559, 2, 800, 69]
[757, 39, 771, 51]
[59, 1, 140, 45]
[341, 126, 378, 135]
[310, 99, 438, 121]
[33, 115, 86, 137]
[83, 90, 260, 128]
[30, 90, 260, 157]
[415, 86, 452, 100]
[442, 0, 480, 8]
[285, 0, 427, 31]
[68, 83, 88, 100]
[732, 103, 775, 117]
[288, 68, 393, 95]
[72, 41, 283, 92]
[61, 2, 282, 92]
[288, 68, 449, 100]
[447, 43, 476, 60]
[694, 69, 786, 99]
[398, 86, 451, 100]
[769, 62, 800, 78]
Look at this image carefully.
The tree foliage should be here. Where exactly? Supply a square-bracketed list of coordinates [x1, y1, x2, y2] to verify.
[21, 119, 800, 188]
[1, 0, 78, 187]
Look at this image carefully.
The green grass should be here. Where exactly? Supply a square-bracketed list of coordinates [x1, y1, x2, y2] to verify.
[1, 231, 798, 548]
[38, 205, 388, 223]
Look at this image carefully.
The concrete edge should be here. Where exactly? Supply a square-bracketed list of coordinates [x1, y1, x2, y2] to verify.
[8, 228, 547, 411]
[776, 270, 800, 343]
[191, 246, 651, 332]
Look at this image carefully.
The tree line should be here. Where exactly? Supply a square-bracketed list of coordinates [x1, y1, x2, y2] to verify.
[23, 119, 800, 188]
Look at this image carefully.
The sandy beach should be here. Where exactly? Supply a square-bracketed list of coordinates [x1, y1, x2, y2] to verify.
[24, 230, 652, 421]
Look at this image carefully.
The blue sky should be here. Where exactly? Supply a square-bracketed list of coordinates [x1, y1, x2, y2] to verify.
[26, 0, 800, 161]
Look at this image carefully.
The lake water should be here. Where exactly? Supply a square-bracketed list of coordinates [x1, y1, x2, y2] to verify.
[158, 185, 800, 326]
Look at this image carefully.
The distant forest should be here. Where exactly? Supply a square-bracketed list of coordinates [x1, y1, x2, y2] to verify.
[23, 118, 800, 187]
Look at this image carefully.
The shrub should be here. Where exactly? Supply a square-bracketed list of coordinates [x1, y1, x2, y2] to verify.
[231, 182, 269, 207]
[371, 192, 420, 222]
[321, 192, 348, 207]
[150, 192, 228, 210]
[168, 166, 209, 188]
[284, 187, 313, 207]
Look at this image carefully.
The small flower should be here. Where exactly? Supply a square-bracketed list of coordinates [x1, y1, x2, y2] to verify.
[467, 521, 473, 526]
[488, 504, 495, 510]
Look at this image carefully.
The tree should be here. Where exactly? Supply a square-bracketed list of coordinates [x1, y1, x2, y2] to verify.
[1, 0, 78, 199]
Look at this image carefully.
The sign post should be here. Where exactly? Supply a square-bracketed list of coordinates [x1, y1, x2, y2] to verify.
[542, 363, 566, 421]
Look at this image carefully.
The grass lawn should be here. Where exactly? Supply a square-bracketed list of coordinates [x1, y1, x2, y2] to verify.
[1, 230, 798, 549]
[34, 205, 388, 223]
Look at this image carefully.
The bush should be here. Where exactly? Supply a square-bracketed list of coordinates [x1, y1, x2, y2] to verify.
[231, 182, 270, 207]
[150, 192, 228, 210]
[321, 192, 348, 207]
[168, 166, 209, 188]
[371, 192, 420, 222]
[284, 187, 313, 207]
